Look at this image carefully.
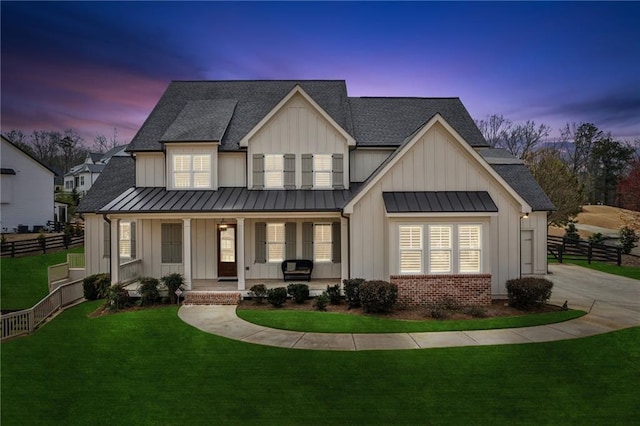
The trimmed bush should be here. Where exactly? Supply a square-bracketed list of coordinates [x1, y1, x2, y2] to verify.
[106, 283, 130, 311]
[249, 284, 267, 303]
[326, 283, 341, 305]
[343, 278, 365, 309]
[137, 277, 160, 306]
[267, 287, 287, 308]
[424, 296, 459, 319]
[564, 222, 580, 241]
[360, 280, 398, 313]
[588, 232, 605, 245]
[620, 226, 638, 254]
[462, 305, 488, 318]
[82, 273, 111, 300]
[287, 283, 309, 304]
[506, 277, 553, 310]
[313, 292, 329, 311]
[161, 273, 184, 304]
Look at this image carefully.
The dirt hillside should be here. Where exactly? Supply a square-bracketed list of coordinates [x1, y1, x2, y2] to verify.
[549, 205, 640, 238]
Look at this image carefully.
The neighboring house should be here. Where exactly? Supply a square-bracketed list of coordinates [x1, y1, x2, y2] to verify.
[64, 145, 128, 196]
[78, 80, 553, 304]
[1, 135, 56, 233]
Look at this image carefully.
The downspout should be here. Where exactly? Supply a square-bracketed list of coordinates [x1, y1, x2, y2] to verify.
[341, 210, 350, 279]
[103, 214, 112, 279]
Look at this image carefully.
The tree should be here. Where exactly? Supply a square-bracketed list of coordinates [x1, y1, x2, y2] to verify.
[530, 148, 583, 226]
[561, 122, 602, 176]
[94, 128, 120, 153]
[589, 137, 634, 205]
[616, 158, 640, 211]
[502, 120, 550, 163]
[475, 114, 511, 148]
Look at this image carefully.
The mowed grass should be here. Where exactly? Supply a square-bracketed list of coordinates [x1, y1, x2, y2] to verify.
[236, 309, 585, 333]
[2, 301, 639, 425]
[549, 257, 640, 280]
[0, 247, 84, 311]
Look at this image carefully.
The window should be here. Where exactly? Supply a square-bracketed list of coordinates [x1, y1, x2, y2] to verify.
[313, 154, 332, 188]
[80, 176, 85, 186]
[173, 154, 211, 188]
[399, 225, 423, 274]
[314, 223, 332, 262]
[459, 225, 481, 273]
[267, 223, 285, 262]
[429, 226, 452, 273]
[264, 155, 284, 188]
[161, 223, 182, 263]
[120, 222, 132, 258]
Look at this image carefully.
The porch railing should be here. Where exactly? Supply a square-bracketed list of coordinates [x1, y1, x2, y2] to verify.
[67, 253, 85, 269]
[47, 253, 86, 290]
[1, 279, 84, 341]
[119, 258, 142, 283]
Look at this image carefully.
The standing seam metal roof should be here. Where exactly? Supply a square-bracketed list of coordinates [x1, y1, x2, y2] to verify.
[383, 191, 498, 213]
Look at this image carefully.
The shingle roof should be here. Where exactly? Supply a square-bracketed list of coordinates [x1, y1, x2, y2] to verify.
[349, 97, 488, 147]
[383, 191, 498, 213]
[491, 164, 555, 211]
[476, 147, 524, 164]
[128, 80, 354, 152]
[161, 100, 237, 142]
[77, 156, 135, 213]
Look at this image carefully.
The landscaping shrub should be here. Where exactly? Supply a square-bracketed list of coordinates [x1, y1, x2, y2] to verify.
[564, 222, 580, 241]
[267, 287, 287, 308]
[82, 273, 111, 300]
[506, 277, 553, 310]
[287, 283, 309, 304]
[343, 278, 365, 309]
[359, 280, 397, 313]
[326, 283, 341, 305]
[462, 305, 488, 318]
[424, 296, 459, 319]
[106, 283, 130, 311]
[588, 232, 605, 245]
[249, 284, 267, 303]
[620, 226, 638, 254]
[137, 277, 160, 306]
[313, 292, 329, 311]
[161, 273, 184, 304]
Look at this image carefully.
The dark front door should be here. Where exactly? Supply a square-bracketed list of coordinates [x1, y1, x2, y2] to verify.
[218, 224, 237, 278]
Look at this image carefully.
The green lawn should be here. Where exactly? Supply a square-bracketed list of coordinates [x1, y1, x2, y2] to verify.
[2, 301, 638, 425]
[236, 309, 585, 333]
[549, 257, 640, 280]
[0, 247, 84, 311]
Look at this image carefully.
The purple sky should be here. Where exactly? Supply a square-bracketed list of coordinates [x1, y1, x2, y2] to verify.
[2, 1, 639, 147]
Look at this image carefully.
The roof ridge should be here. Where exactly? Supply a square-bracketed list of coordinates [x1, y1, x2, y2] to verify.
[350, 96, 461, 100]
[169, 79, 347, 83]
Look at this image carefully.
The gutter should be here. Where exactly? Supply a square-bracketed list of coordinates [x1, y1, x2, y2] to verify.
[103, 214, 112, 279]
[341, 210, 350, 280]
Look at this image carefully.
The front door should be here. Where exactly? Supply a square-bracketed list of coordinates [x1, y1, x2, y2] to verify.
[218, 224, 237, 278]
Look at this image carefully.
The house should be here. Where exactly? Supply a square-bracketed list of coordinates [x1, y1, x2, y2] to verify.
[1, 135, 56, 233]
[64, 145, 128, 196]
[77, 80, 553, 305]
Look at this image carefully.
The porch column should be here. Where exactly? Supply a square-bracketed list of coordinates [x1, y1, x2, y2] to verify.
[183, 218, 192, 290]
[110, 218, 120, 284]
[341, 216, 349, 283]
[237, 217, 246, 290]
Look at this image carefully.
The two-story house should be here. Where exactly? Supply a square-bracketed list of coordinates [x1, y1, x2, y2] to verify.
[78, 80, 553, 305]
[64, 145, 128, 196]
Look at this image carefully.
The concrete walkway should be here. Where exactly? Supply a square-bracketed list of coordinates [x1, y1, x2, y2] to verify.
[178, 264, 639, 351]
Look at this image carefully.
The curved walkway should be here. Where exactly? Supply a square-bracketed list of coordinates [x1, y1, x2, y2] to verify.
[178, 264, 640, 351]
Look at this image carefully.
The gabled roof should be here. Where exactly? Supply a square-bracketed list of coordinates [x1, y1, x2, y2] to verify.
[161, 100, 236, 142]
[77, 157, 135, 213]
[128, 80, 354, 152]
[1, 135, 58, 175]
[101, 144, 129, 161]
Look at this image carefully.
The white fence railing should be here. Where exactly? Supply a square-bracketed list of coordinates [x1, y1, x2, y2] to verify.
[67, 253, 85, 269]
[120, 258, 142, 283]
[1, 279, 84, 341]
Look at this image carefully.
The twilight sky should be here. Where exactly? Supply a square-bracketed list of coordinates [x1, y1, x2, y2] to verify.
[1, 1, 639, 146]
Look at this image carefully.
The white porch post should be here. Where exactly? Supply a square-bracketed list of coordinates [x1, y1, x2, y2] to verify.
[183, 218, 192, 290]
[237, 217, 246, 290]
[341, 216, 349, 283]
[110, 218, 120, 284]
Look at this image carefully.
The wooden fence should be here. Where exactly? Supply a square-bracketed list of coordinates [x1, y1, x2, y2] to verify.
[548, 235, 622, 266]
[1, 279, 84, 341]
[0, 233, 84, 258]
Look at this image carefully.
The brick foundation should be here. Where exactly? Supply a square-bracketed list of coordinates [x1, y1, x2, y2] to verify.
[390, 274, 492, 306]
[183, 291, 241, 305]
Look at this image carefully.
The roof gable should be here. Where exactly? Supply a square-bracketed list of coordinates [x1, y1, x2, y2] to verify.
[1, 136, 57, 176]
[161, 99, 236, 142]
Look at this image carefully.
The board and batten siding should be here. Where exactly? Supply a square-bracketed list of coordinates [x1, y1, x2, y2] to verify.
[244, 218, 341, 280]
[139, 219, 184, 278]
[135, 153, 165, 187]
[247, 93, 349, 189]
[349, 123, 524, 297]
[83, 213, 110, 276]
[218, 153, 246, 187]
[165, 143, 218, 190]
[349, 149, 394, 182]
[521, 211, 548, 275]
[191, 219, 217, 279]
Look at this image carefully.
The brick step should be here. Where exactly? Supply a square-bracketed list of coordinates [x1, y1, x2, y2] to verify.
[183, 291, 242, 305]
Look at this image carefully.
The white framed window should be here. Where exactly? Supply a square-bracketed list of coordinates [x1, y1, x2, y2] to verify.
[313, 154, 332, 188]
[459, 225, 481, 273]
[79, 176, 85, 186]
[173, 154, 211, 189]
[399, 225, 423, 274]
[267, 223, 285, 262]
[314, 223, 332, 262]
[429, 225, 452, 273]
[119, 222, 132, 258]
[265, 154, 284, 188]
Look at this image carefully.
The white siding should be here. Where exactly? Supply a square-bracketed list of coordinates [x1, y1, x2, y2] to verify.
[349, 149, 394, 182]
[192, 219, 217, 278]
[349, 124, 523, 296]
[247, 93, 349, 189]
[84, 213, 110, 276]
[136, 153, 165, 187]
[218, 153, 246, 187]
[140, 219, 184, 279]
[0, 138, 54, 232]
[521, 211, 548, 275]
[165, 143, 218, 190]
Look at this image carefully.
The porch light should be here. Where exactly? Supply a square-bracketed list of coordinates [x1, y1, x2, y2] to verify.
[219, 219, 228, 230]
[522, 212, 529, 219]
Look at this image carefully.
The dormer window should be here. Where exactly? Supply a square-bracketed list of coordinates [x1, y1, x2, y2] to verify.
[173, 154, 211, 189]
[264, 154, 284, 189]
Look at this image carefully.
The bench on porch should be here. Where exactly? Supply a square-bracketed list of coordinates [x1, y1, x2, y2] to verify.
[281, 259, 313, 282]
